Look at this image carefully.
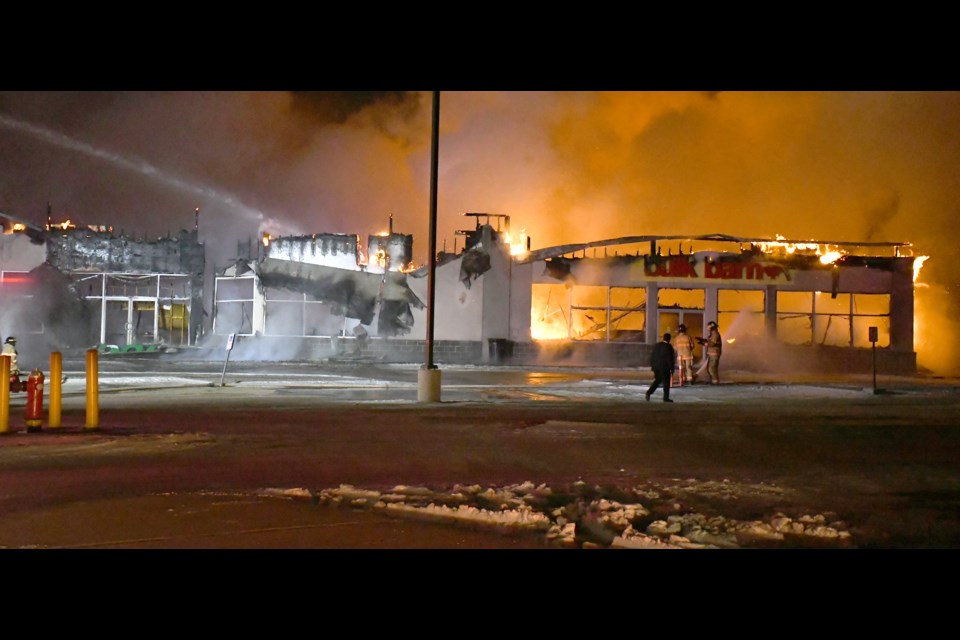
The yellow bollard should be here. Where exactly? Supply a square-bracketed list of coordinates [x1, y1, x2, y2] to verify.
[49, 352, 62, 429]
[1, 355, 10, 434]
[85, 348, 99, 430]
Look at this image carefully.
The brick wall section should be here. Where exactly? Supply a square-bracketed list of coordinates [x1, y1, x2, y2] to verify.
[314, 336, 916, 375]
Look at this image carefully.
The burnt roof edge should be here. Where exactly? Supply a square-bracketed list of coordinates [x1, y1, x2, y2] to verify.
[515, 233, 913, 264]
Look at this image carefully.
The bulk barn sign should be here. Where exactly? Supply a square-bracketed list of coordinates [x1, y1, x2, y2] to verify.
[633, 255, 791, 282]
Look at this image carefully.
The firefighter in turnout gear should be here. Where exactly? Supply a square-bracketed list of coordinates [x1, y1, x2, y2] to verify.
[673, 324, 696, 387]
[2, 336, 20, 376]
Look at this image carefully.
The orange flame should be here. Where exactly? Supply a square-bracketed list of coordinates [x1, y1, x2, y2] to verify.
[913, 256, 929, 283]
[758, 234, 845, 264]
[819, 251, 843, 265]
[531, 308, 570, 340]
[530, 286, 571, 340]
[504, 229, 529, 256]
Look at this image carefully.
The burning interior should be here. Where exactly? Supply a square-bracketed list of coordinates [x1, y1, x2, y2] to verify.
[523, 233, 923, 373]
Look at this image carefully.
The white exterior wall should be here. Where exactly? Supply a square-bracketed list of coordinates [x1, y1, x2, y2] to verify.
[509, 261, 533, 342]
[266, 236, 360, 270]
[0, 233, 46, 271]
[0, 234, 47, 340]
[481, 236, 512, 341]
[407, 257, 485, 341]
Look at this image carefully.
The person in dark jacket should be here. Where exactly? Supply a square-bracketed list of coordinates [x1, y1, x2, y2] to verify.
[646, 332, 676, 403]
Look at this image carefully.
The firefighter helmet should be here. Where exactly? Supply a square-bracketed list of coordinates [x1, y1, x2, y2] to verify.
[4, 336, 15, 345]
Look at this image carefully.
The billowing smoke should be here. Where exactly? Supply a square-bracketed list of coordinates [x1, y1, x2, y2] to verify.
[0, 263, 93, 369]
[438, 92, 960, 376]
[1, 91, 958, 374]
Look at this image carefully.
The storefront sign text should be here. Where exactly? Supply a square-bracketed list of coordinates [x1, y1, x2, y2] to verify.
[638, 256, 788, 281]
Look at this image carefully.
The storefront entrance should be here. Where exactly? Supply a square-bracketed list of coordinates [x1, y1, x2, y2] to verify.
[659, 310, 704, 360]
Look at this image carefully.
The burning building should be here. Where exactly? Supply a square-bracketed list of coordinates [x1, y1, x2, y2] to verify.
[519, 234, 923, 374]
[214, 229, 421, 343]
[0, 211, 204, 361]
[210, 214, 522, 362]
[2, 206, 925, 375]
[211, 215, 924, 374]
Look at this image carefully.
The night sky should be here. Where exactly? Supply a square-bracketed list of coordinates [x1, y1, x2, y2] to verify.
[1, 91, 958, 373]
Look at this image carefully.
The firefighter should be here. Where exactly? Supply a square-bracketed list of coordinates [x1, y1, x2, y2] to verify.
[704, 321, 723, 384]
[673, 324, 696, 386]
[1, 337, 66, 386]
[2, 336, 19, 376]
[693, 321, 723, 384]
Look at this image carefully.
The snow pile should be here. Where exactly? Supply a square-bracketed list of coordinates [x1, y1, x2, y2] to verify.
[383, 502, 551, 531]
[281, 479, 856, 549]
[618, 511, 852, 549]
[256, 487, 314, 501]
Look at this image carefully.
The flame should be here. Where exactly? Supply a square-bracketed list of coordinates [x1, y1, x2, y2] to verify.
[757, 233, 846, 264]
[913, 256, 929, 283]
[505, 229, 529, 256]
[261, 233, 271, 247]
[530, 287, 571, 340]
[819, 251, 843, 265]
[726, 338, 736, 344]
[531, 310, 570, 340]
[529, 284, 606, 341]
[374, 249, 387, 269]
[757, 234, 820, 255]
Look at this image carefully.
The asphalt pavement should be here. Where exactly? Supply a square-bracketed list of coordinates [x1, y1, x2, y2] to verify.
[2, 359, 960, 551]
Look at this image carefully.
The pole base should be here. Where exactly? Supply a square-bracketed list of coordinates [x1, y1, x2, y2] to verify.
[417, 367, 442, 403]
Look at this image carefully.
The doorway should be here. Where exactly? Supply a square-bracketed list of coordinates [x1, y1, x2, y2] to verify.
[104, 299, 157, 346]
[658, 311, 704, 360]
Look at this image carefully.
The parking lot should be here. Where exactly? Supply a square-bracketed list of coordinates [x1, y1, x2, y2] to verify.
[2, 358, 959, 549]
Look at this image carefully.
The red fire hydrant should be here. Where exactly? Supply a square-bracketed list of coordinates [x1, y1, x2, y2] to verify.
[25, 368, 44, 432]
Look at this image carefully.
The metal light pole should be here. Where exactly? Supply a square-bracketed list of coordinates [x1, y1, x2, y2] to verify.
[418, 90, 442, 402]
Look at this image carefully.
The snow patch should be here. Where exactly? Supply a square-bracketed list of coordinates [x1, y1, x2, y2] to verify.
[285, 479, 857, 549]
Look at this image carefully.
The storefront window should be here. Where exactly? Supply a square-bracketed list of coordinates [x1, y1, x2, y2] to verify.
[530, 283, 648, 341]
[776, 291, 890, 347]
